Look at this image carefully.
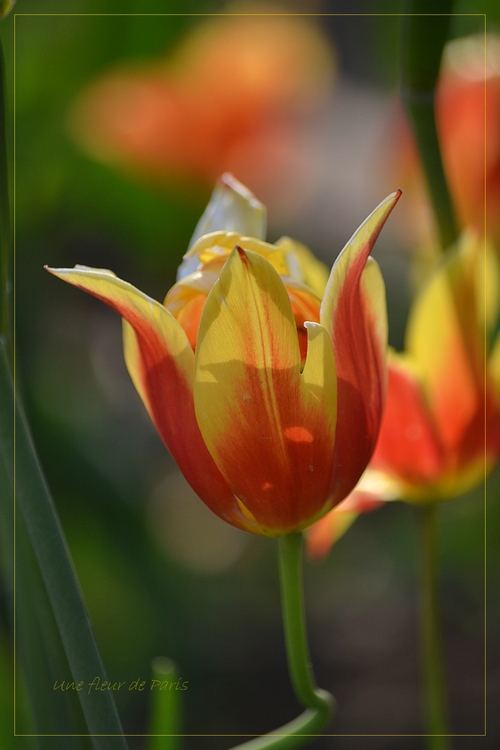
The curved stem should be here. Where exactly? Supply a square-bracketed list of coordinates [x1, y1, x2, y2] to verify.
[419, 504, 450, 749]
[230, 532, 334, 750]
[277, 533, 333, 716]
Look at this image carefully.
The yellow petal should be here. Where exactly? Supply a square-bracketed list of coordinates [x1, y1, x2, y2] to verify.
[193, 247, 337, 534]
[186, 172, 267, 252]
[405, 235, 482, 453]
[275, 236, 330, 295]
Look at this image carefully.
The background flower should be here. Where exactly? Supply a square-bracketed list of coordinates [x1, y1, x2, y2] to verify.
[67, 6, 336, 220]
[387, 33, 500, 252]
[308, 232, 500, 557]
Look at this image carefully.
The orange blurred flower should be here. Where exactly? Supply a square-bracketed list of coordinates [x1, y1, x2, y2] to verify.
[68, 8, 335, 216]
[308, 233, 500, 557]
[388, 33, 500, 248]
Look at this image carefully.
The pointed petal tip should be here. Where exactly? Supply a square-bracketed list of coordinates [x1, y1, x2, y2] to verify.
[377, 188, 402, 214]
[45, 265, 71, 279]
[44, 265, 118, 280]
[303, 320, 325, 340]
[218, 173, 263, 208]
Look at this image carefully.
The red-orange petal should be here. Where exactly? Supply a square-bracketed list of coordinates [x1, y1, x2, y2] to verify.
[45, 265, 252, 532]
[371, 357, 444, 485]
[320, 191, 401, 502]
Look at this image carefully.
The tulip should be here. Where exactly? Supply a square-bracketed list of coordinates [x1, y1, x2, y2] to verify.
[46, 175, 400, 537]
[388, 33, 500, 248]
[308, 232, 500, 557]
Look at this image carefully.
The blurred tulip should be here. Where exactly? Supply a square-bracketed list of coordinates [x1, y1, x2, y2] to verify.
[388, 33, 500, 249]
[67, 8, 335, 218]
[46, 174, 399, 537]
[308, 232, 500, 557]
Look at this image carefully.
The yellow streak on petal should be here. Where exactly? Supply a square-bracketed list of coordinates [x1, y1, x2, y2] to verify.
[360, 257, 389, 390]
[396, 457, 489, 504]
[405, 242, 478, 452]
[302, 321, 337, 434]
[235, 497, 259, 524]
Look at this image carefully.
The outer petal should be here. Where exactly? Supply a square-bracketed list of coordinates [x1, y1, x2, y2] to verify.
[193, 247, 337, 535]
[44, 265, 251, 532]
[306, 507, 358, 559]
[406, 235, 487, 459]
[307, 462, 403, 559]
[371, 355, 444, 486]
[320, 191, 401, 502]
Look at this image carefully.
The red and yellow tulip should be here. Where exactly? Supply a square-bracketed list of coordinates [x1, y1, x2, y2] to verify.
[308, 232, 500, 557]
[46, 175, 400, 537]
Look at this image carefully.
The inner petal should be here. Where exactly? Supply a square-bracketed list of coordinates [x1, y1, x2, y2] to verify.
[168, 275, 322, 357]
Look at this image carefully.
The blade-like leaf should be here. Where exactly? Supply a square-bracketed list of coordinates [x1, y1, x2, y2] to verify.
[0, 344, 128, 748]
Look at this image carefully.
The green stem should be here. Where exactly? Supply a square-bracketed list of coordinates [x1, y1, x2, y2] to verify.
[230, 533, 334, 750]
[400, 0, 459, 249]
[419, 505, 450, 750]
[147, 657, 182, 750]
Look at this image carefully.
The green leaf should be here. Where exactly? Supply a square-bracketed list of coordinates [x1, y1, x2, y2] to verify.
[0, 41, 11, 357]
[0, 343, 128, 749]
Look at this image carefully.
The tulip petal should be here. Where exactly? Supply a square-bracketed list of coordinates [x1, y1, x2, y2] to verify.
[320, 190, 400, 502]
[371, 355, 444, 485]
[406, 236, 482, 456]
[306, 508, 358, 559]
[44, 265, 251, 532]
[185, 172, 267, 257]
[275, 236, 330, 295]
[194, 247, 337, 534]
